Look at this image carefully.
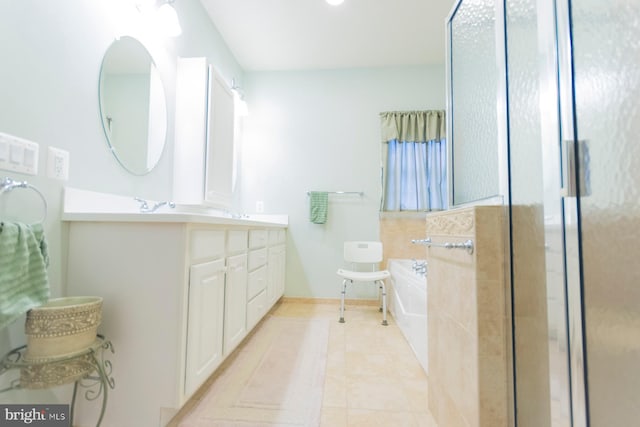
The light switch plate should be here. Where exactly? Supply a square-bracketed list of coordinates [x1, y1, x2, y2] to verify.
[0, 132, 39, 175]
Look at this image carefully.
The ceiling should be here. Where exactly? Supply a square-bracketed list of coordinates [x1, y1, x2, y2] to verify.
[198, 0, 457, 71]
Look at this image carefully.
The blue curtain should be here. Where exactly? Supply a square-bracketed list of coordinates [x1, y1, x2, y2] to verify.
[384, 139, 447, 211]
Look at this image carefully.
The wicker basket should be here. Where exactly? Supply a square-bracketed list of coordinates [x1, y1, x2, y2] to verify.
[24, 296, 103, 362]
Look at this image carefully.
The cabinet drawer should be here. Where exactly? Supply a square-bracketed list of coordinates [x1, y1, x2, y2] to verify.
[268, 229, 286, 245]
[247, 289, 267, 330]
[227, 230, 248, 253]
[249, 229, 267, 248]
[248, 248, 268, 271]
[247, 265, 267, 300]
[190, 230, 225, 263]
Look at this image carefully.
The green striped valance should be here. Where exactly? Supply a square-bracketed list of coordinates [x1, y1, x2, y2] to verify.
[380, 110, 446, 143]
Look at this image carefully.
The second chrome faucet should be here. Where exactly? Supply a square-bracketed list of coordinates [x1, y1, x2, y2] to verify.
[134, 197, 176, 213]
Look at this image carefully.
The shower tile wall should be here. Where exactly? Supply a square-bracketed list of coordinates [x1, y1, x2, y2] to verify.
[425, 206, 509, 427]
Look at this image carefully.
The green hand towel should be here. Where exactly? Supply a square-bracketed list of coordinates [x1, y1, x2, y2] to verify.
[0, 222, 50, 329]
[309, 192, 329, 224]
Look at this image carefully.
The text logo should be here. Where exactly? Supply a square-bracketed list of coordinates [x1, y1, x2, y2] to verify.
[0, 405, 69, 426]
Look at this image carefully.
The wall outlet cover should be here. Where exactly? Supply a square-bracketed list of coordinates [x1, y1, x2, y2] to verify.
[47, 146, 70, 180]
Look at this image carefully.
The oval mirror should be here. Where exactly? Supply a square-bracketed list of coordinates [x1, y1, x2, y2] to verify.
[98, 36, 168, 175]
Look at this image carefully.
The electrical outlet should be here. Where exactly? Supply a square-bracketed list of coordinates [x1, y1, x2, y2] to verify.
[256, 201, 264, 213]
[47, 147, 70, 180]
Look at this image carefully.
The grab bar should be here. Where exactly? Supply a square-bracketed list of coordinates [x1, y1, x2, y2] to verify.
[411, 237, 474, 255]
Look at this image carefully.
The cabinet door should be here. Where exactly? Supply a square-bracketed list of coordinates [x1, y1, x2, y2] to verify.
[267, 245, 286, 306]
[204, 66, 234, 208]
[185, 259, 225, 397]
[224, 253, 248, 355]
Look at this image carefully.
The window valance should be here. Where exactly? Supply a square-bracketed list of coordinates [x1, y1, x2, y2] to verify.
[380, 110, 446, 143]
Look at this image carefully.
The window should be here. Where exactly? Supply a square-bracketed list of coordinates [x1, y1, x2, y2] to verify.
[380, 111, 447, 212]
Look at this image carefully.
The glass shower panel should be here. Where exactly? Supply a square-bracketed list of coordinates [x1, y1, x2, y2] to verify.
[506, 0, 570, 425]
[449, 0, 500, 205]
[570, 0, 640, 425]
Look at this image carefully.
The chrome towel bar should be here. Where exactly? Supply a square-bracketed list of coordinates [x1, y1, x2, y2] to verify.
[411, 237, 474, 255]
[306, 191, 364, 196]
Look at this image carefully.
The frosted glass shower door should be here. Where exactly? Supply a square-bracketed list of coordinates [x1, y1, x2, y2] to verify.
[568, 0, 640, 425]
[506, 0, 574, 425]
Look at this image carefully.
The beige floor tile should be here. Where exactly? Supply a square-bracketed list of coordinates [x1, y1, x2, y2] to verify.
[415, 411, 439, 427]
[345, 351, 393, 378]
[347, 409, 419, 427]
[323, 373, 347, 408]
[171, 300, 437, 427]
[346, 376, 412, 411]
[320, 407, 347, 427]
[401, 377, 430, 412]
[392, 351, 430, 380]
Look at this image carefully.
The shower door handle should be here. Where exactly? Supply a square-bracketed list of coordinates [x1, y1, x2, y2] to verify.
[560, 139, 591, 198]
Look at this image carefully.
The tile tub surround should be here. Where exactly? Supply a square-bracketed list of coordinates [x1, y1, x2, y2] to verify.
[425, 206, 509, 427]
[379, 213, 430, 269]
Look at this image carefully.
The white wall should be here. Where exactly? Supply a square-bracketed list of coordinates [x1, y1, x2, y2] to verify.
[0, 0, 242, 403]
[239, 66, 445, 298]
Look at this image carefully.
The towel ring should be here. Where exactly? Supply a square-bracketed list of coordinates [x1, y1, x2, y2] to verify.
[0, 177, 48, 224]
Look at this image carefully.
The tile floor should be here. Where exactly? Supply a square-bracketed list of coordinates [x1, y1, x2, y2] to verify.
[170, 300, 438, 427]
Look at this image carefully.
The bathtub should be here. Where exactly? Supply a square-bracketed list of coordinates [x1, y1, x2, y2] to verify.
[388, 259, 428, 374]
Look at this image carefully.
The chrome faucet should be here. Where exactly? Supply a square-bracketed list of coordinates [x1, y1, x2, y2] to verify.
[411, 259, 428, 276]
[134, 197, 176, 213]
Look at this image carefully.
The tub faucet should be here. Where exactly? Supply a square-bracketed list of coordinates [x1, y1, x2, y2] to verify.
[134, 197, 176, 213]
[412, 259, 427, 276]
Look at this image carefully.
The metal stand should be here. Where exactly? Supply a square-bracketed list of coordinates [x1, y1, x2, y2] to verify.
[0, 335, 115, 427]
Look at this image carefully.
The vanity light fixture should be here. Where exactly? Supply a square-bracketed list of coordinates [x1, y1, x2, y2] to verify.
[326, 0, 345, 5]
[231, 78, 249, 117]
[157, 0, 182, 37]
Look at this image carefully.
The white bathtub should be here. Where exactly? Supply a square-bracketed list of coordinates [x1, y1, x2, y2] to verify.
[388, 259, 428, 374]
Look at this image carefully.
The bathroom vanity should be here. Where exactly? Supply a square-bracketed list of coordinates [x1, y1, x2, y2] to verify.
[62, 189, 287, 427]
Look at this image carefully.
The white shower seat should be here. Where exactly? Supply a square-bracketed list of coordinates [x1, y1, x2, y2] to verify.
[337, 241, 391, 326]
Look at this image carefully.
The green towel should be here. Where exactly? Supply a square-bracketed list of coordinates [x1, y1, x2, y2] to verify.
[309, 192, 329, 224]
[0, 222, 50, 329]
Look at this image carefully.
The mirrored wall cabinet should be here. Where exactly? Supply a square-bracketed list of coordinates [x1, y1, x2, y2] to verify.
[173, 58, 234, 208]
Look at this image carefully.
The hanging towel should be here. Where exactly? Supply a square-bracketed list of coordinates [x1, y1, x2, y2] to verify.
[0, 222, 50, 329]
[309, 192, 329, 224]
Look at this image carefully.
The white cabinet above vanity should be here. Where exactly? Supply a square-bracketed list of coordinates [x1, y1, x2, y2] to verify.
[62, 200, 287, 427]
[173, 57, 235, 208]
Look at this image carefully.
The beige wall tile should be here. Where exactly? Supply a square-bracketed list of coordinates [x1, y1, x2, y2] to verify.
[426, 206, 509, 427]
[379, 215, 429, 268]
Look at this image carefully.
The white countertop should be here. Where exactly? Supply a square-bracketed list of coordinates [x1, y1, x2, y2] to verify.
[61, 187, 288, 227]
[61, 211, 288, 227]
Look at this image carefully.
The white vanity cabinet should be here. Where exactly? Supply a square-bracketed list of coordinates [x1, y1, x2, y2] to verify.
[184, 229, 226, 398]
[184, 258, 225, 397]
[173, 57, 235, 209]
[267, 229, 286, 306]
[64, 219, 286, 427]
[223, 231, 248, 355]
[247, 230, 268, 330]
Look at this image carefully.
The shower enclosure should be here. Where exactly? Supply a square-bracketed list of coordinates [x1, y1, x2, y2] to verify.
[507, 0, 640, 426]
[448, 0, 640, 426]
